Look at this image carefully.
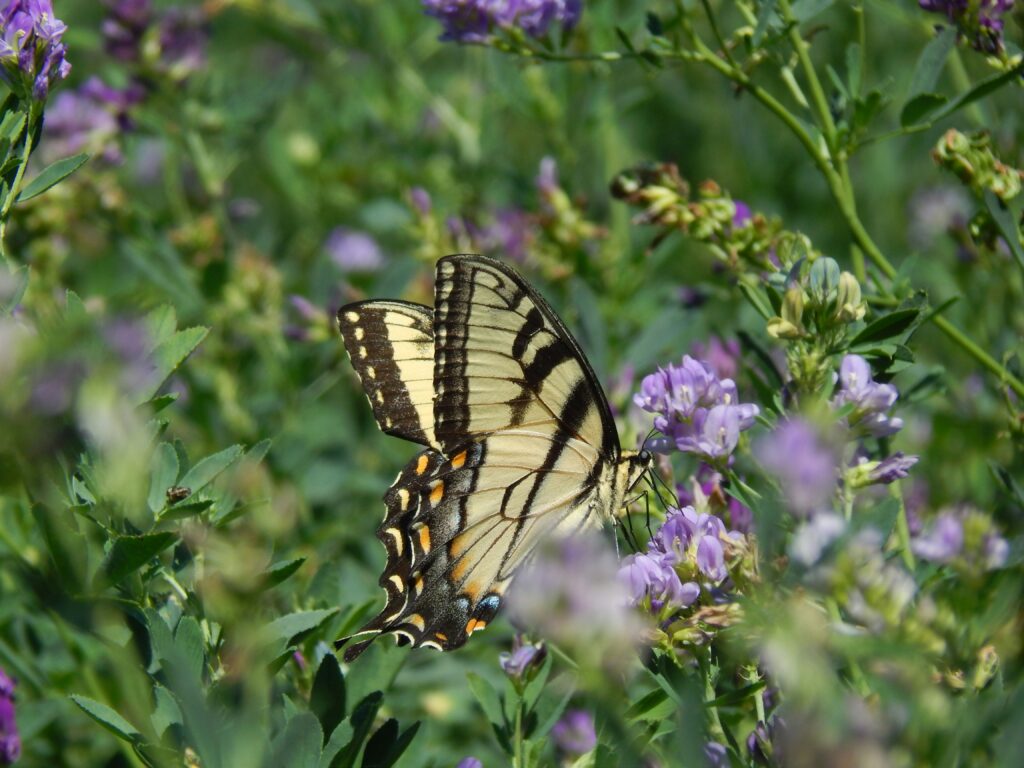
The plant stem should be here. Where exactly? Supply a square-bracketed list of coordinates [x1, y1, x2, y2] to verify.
[0, 102, 40, 263]
[779, 0, 839, 154]
[513, 700, 524, 768]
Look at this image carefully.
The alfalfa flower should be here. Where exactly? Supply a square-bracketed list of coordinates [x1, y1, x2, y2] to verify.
[551, 709, 596, 756]
[919, 0, 1015, 53]
[832, 355, 904, 438]
[423, 0, 582, 44]
[0, 667, 19, 765]
[0, 0, 71, 101]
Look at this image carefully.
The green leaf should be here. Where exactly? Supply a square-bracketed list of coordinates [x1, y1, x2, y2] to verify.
[174, 616, 206, 684]
[160, 499, 214, 521]
[100, 531, 178, 584]
[790, 0, 834, 22]
[625, 688, 673, 722]
[148, 442, 180, 513]
[707, 680, 767, 708]
[849, 308, 921, 346]
[247, 438, 272, 464]
[268, 712, 322, 768]
[263, 557, 307, 589]
[905, 62, 1024, 128]
[319, 721, 354, 768]
[466, 672, 506, 731]
[900, 93, 947, 128]
[361, 719, 420, 768]
[70, 695, 141, 743]
[0, 263, 28, 315]
[531, 681, 574, 740]
[908, 27, 957, 97]
[17, 152, 88, 202]
[846, 43, 861, 98]
[753, 0, 781, 46]
[139, 326, 209, 403]
[310, 654, 346, 742]
[144, 305, 178, 348]
[263, 609, 339, 649]
[151, 685, 183, 737]
[330, 692, 383, 768]
[179, 444, 243, 495]
[521, 653, 552, 713]
[984, 190, 1024, 276]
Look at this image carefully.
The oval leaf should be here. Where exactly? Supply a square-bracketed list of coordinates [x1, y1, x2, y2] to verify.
[17, 152, 89, 202]
[70, 694, 141, 743]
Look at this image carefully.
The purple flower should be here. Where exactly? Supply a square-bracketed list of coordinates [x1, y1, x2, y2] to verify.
[0, 0, 71, 100]
[832, 355, 904, 437]
[409, 186, 432, 215]
[0, 667, 19, 765]
[618, 551, 699, 612]
[325, 228, 385, 272]
[102, 0, 152, 62]
[634, 354, 758, 464]
[423, 0, 583, 43]
[755, 419, 838, 517]
[732, 200, 752, 228]
[911, 511, 963, 563]
[704, 741, 728, 767]
[498, 635, 546, 681]
[867, 452, 919, 485]
[650, 506, 733, 585]
[455, 759, 483, 768]
[157, 7, 207, 79]
[691, 336, 741, 381]
[919, 0, 1014, 52]
[41, 77, 141, 164]
[552, 710, 596, 755]
[537, 155, 558, 197]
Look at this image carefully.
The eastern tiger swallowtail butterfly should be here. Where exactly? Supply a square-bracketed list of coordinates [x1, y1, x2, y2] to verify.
[336, 254, 652, 661]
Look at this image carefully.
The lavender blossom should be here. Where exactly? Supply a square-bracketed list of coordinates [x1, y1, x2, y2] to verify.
[634, 354, 758, 464]
[41, 77, 141, 164]
[789, 512, 846, 566]
[651, 505, 733, 584]
[507, 533, 645, 667]
[409, 186, 432, 216]
[0, 667, 19, 765]
[423, 0, 583, 43]
[866, 452, 919, 485]
[732, 200, 752, 228]
[157, 7, 207, 79]
[498, 635, 546, 681]
[551, 710, 596, 755]
[755, 419, 838, 516]
[455, 759, 483, 768]
[325, 228, 385, 272]
[919, 0, 1015, 53]
[618, 551, 699, 612]
[0, 0, 71, 101]
[912, 511, 964, 563]
[832, 355, 904, 437]
[704, 741, 729, 767]
[691, 336, 741, 381]
[102, 0, 151, 62]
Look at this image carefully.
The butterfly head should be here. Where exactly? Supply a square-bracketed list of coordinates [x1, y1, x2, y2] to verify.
[609, 449, 655, 517]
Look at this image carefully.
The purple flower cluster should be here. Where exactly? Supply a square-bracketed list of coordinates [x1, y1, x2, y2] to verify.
[755, 419, 838, 517]
[634, 355, 759, 463]
[832, 355, 903, 437]
[422, 0, 583, 43]
[919, 0, 1015, 53]
[101, 0, 207, 79]
[0, 0, 70, 101]
[325, 228, 385, 272]
[498, 634, 546, 682]
[102, 0, 150, 62]
[912, 508, 1009, 569]
[41, 77, 143, 164]
[619, 505, 736, 614]
[0, 667, 18, 765]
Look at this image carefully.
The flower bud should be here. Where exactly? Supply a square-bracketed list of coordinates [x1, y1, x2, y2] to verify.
[835, 271, 866, 322]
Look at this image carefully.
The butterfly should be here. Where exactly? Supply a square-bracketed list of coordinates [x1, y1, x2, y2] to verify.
[335, 254, 652, 661]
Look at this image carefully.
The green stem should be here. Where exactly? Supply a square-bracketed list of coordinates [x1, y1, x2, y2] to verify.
[513, 700, 524, 768]
[779, 0, 839, 154]
[891, 483, 916, 571]
[0, 102, 40, 263]
[700, 0, 738, 68]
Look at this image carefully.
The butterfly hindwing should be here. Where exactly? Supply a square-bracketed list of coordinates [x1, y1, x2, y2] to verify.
[338, 300, 437, 447]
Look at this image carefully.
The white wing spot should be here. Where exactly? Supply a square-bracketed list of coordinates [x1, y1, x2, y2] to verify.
[376, 391, 385, 404]
[345, 311, 360, 323]
[366, 366, 376, 379]
[359, 346, 368, 359]
[354, 326, 365, 341]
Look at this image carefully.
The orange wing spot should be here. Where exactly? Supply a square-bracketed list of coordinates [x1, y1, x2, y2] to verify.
[429, 481, 445, 505]
[450, 450, 467, 469]
[462, 580, 483, 602]
[405, 613, 425, 631]
[435, 632, 449, 643]
[415, 454, 429, 475]
[466, 619, 487, 636]
[417, 525, 432, 554]
[451, 556, 470, 582]
[449, 533, 469, 559]
[414, 575, 424, 595]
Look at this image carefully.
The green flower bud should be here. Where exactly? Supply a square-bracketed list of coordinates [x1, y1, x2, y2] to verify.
[835, 271, 866, 322]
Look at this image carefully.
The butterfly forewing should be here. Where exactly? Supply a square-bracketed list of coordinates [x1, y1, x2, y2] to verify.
[432, 255, 618, 457]
[338, 300, 437, 447]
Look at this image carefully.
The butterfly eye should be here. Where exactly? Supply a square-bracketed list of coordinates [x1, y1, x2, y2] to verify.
[638, 450, 652, 464]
